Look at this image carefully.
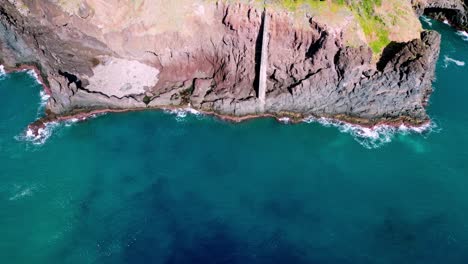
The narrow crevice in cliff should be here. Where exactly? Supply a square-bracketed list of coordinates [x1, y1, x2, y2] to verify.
[77, 85, 143, 101]
[253, 9, 266, 98]
[306, 32, 327, 59]
[287, 68, 323, 94]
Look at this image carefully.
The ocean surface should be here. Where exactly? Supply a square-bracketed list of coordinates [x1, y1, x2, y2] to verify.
[1, 18, 468, 264]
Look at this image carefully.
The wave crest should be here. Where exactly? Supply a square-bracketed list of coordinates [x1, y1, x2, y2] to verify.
[444, 55, 465, 67]
[303, 117, 435, 149]
[164, 107, 203, 122]
[26, 69, 42, 85]
[20, 121, 60, 145]
[456, 31, 468, 41]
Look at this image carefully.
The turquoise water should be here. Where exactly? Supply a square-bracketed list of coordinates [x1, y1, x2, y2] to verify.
[1, 19, 468, 263]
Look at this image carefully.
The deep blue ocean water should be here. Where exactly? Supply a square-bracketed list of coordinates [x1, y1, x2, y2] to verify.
[1, 18, 468, 264]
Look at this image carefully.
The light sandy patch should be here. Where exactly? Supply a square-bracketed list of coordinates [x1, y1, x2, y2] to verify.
[85, 57, 159, 98]
[55, 0, 214, 36]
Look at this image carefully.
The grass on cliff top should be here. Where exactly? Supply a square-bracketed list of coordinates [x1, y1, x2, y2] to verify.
[268, 0, 391, 55]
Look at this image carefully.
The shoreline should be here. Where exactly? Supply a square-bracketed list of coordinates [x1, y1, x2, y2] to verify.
[425, 14, 468, 35]
[26, 105, 431, 140]
[2, 64, 52, 95]
[0, 64, 432, 139]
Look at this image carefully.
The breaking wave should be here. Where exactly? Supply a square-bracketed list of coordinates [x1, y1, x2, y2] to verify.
[303, 117, 436, 149]
[37, 90, 50, 115]
[278, 117, 291, 124]
[17, 114, 96, 145]
[26, 69, 42, 85]
[18, 116, 87, 145]
[456, 31, 468, 41]
[444, 55, 466, 67]
[0, 65, 5, 76]
[164, 106, 203, 122]
[19, 121, 60, 145]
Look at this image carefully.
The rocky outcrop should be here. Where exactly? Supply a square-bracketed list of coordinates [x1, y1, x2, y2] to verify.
[412, 0, 468, 30]
[0, 0, 442, 126]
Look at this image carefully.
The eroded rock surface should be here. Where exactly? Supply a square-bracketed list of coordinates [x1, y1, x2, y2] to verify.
[413, 0, 468, 30]
[0, 0, 443, 125]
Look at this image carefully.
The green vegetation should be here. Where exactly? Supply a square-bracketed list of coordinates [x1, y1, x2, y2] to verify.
[269, 0, 390, 55]
[351, 0, 390, 55]
[143, 95, 152, 106]
[90, 57, 100, 67]
[179, 84, 195, 105]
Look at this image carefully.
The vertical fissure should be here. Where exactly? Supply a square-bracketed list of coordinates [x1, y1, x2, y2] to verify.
[257, 6, 269, 112]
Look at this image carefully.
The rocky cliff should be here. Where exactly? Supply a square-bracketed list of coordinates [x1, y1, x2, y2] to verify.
[412, 0, 468, 30]
[0, 0, 444, 126]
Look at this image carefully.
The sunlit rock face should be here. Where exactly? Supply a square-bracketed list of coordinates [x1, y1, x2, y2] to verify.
[0, 0, 442, 125]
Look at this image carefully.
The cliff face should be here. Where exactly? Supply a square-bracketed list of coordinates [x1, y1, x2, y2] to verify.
[412, 0, 468, 30]
[0, 0, 442, 125]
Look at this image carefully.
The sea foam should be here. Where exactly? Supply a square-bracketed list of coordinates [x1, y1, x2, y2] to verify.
[26, 69, 41, 83]
[278, 117, 291, 124]
[444, 55, 466, 67]
[421, 16, 433, 26]
[164, 106, 203, 122]
[9, 185, 36, 201]
[303, 117, 435, 149]
[21, 121, 60, 145]
[0, 65, 5, 80]
[37, 90, 50, 115]
[456, 31, 468, 41]
[18, 114, 97, 145]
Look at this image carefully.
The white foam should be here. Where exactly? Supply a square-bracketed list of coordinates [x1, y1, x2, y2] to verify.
[421, 16, 433, 26]
[303, 117, 434, 149]
[444, 55, 466, 67]
[17, 112, 104, 145]
[25, 69, 43, 85]
[9, 185, 36, 201]
[443, 19, 450, 25]
[278, 117, 291, 124]
[38, 90, 50, 109]
[0, 65, 5, 76]
[64, 118, 80, 127]
[456, 31, 468, 41]
[20, 121, 59, 145]
[186, 107, 201, 116]
[164, 106, 203, 122]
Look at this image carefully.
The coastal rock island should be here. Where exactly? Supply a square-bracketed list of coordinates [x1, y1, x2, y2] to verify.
[1, 0, 465, 127]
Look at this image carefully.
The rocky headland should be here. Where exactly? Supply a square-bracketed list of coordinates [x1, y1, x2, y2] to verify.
[1, 0, 463, 131]
[412, 0, 468, 30]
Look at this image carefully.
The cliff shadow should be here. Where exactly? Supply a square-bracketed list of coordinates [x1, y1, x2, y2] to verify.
[376, 41, 407, 71]
[423, 7, 459, 23]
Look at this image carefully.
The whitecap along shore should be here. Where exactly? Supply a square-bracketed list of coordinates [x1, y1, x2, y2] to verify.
[25, 106, 435, 149]
[2, 64, 435, 148]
